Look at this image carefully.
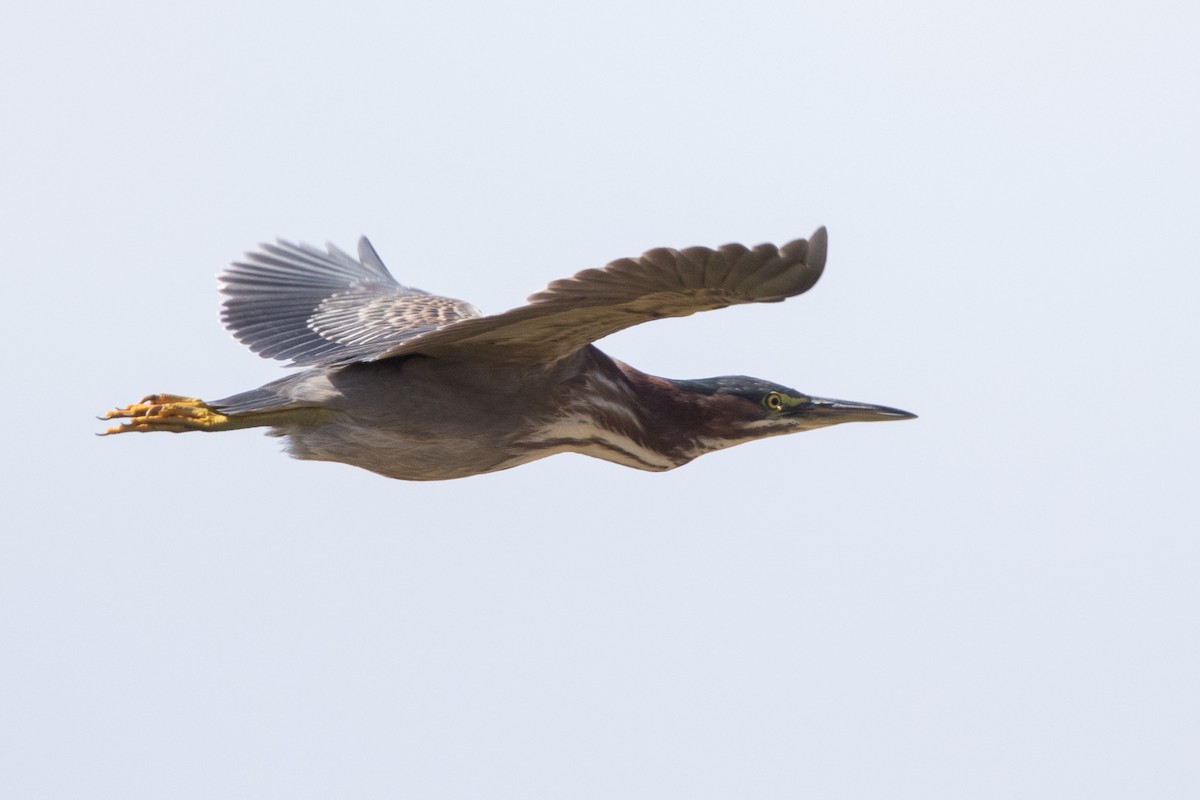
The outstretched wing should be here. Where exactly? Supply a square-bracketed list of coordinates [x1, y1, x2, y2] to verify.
[219, 237, 482, 366]
[373, 226, 828, 363]
[220, 227, 827, 367]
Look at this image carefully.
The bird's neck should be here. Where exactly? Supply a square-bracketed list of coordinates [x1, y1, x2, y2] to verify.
[575, 348, 726, 463]
[512, 347, 734, 472]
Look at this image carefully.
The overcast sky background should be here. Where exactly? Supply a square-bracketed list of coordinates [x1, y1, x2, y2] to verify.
[2, 2, 1197, 798]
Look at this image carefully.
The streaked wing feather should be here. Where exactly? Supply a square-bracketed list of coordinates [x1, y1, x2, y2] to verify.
[311, 292, 474, 346]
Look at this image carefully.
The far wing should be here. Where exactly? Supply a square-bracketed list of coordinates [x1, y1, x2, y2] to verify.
[220, 237, 482, 366]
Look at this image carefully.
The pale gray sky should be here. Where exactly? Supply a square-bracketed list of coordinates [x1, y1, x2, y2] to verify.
[2, 2, 1197, 798]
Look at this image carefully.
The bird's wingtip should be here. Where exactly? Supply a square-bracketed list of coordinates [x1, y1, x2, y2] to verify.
[357, 236, 390, 274]
[808, 225, 828, 271]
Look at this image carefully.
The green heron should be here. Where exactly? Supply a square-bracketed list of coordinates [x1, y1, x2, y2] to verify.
[102, 227, 914, 480]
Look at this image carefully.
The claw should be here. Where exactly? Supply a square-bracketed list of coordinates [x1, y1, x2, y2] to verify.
[99, 394, 230, 435]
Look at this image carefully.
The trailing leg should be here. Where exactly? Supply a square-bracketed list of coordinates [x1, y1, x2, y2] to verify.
[100, 393, 332, 435]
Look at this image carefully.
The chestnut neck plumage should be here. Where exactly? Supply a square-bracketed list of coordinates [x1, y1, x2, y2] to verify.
[515, 346, 749, 471]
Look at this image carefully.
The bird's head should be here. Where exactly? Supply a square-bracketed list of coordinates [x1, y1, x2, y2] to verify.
[666, 376, 915, 452]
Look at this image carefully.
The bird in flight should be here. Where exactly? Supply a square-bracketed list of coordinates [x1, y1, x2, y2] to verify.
[102, 227, 914, 480]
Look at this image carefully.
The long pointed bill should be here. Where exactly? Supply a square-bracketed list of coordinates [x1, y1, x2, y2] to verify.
[801, 396, 917, 424]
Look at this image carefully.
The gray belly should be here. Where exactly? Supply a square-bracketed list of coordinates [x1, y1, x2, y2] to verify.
[277, 417, 528, 480]
[263, 357, 564, 480]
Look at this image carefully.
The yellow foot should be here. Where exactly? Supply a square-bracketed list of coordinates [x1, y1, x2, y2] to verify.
[100, 393, 231, 435]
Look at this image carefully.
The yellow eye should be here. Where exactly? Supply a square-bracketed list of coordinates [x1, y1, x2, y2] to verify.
[764, 392, 785, 411]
